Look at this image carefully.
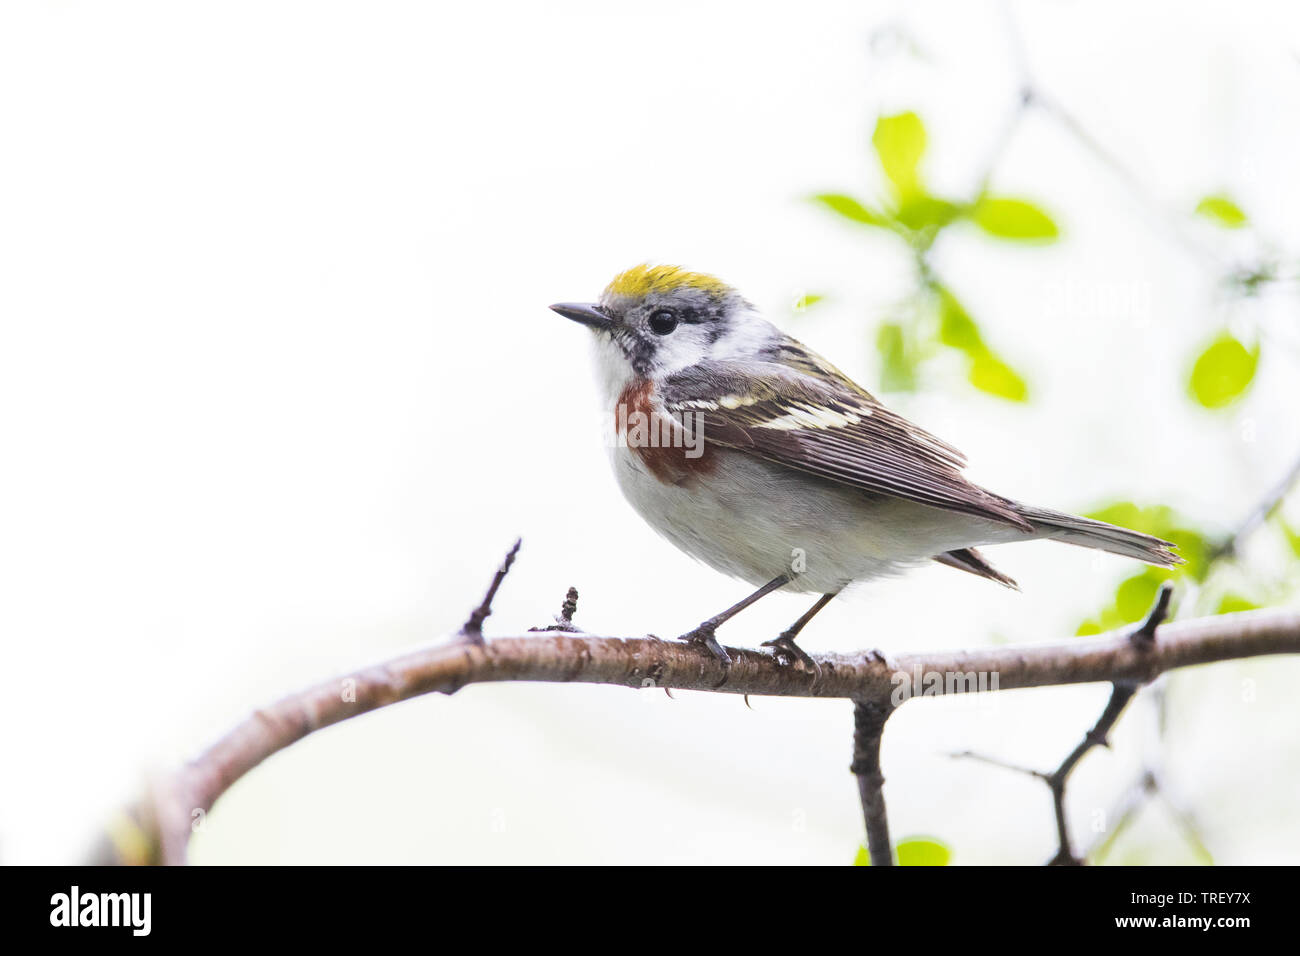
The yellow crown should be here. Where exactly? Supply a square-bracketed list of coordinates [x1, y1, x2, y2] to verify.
[605, 264, 733, 300]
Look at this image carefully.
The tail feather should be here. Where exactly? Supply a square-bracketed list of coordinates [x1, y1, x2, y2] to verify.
[934, 547, 1020, 590]
[1016, 505, 1182, 567]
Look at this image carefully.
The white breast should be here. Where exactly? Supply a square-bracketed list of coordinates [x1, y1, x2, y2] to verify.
[608, 423, 1004, 594]
[591, 337, 1014, 593]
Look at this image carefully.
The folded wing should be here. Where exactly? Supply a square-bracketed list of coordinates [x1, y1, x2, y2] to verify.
[660, 358, 1033, 531]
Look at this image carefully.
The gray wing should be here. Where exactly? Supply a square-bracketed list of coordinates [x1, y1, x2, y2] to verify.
[660, 358, 1033, 531]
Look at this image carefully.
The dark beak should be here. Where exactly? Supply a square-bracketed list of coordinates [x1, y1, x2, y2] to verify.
[549, 302, 611, 331]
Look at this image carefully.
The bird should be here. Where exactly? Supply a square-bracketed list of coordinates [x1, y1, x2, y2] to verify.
[551, 264, 1179, 671]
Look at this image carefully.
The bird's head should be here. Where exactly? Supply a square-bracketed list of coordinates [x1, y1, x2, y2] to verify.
[551, 264, 769, 386]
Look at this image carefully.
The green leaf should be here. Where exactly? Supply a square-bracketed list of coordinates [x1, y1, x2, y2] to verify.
[872, 111, 926, 197]
[1216, 593, 1261, 614]
[876, 321, 918, 392]
[936, 288, 984, 354]
[968, 349, 1029, 402]
[971, 197, 1059, 241]
[1115, 571, 1166, 623]
[1076, 571, 1168, 637]
[1195, 194, 1248, 229]
[856, 838, 952, 866]
[897, 837, 951, 866]
[933, 285, 1029, 401]
[1189, 333, 1259, 409]
[811, 193, 887, 227]
[1163, 528, 1208, 582]
[895, 196, 959, 232]
[793, 293, 824, 312]
[1073, 503, 1215, 633]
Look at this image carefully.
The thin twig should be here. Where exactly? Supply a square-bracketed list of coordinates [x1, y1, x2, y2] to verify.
[1045, 583, 1172, 865]
[1131, 581, 1174, 645]
[851, 699, 896, 865]
[1211, 449, 1300, 563]
[1100, 447, 1300, 860]
[460, 539, 522, 641]
[1087, 770, 1159, 863]
[952, 583, 1173, 865]
[949, 750, 1047, 780]
[1044, 684, 1139, 865]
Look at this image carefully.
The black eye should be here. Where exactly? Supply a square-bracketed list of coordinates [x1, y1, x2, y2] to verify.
[648, 309, 678, 335]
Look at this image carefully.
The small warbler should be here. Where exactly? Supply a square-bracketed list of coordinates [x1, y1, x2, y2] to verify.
[552, 264, 1179, 669]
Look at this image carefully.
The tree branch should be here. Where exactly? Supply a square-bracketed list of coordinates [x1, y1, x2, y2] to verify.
[953, 582, 1174, 864]
[125, 593, 1300, 864]
[851, 698, 896, 865]
[1043, 684, 1139, 865]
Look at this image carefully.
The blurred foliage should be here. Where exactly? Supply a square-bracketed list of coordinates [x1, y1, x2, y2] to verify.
[1226, 261, 1278, 297]
[937, 285, 1030, 400]
[813, 110, 1296, 641]
[814, 110, 1060, 402]
[971, 197, 1059, 240]
[896, 836, 952, 865]
[875, 321, 918, 392]
[1075, 503, 1210, 635]
[1282, 519, 1300, 560]
[813, 87, 1299, 864]
[1074, 184, 1299, 642]
[1076, 499, 1300, 637]
[854, 836, 951, 866]
[872, 111, 927, 198]
[1188, 332, 1259, 409]
[1215, 593, 1261, 614]
[1195, 194, 1248, 229]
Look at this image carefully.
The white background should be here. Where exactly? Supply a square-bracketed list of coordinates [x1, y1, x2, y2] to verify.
[2, 0, 1298, 864]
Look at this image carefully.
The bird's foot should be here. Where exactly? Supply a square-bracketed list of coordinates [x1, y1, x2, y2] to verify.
[762, 633, 821, 679]
[679, 623, 732, 670]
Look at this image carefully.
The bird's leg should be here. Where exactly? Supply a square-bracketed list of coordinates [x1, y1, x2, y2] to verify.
[679, 575, 791, 667]
[763, 591, 838, 674]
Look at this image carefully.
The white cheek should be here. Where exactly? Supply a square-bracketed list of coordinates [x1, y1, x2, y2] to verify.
[710, 308, 781, 360]
[646, 327, 709, 377]
[588, 331, 635, 404]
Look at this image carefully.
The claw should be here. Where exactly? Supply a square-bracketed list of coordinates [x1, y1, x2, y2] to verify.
[762, 633, 822, 681]
[680, 625, 731, 666]
[678, 624, 732, 686]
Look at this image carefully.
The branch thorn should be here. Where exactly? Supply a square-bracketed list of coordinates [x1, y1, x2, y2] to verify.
[1130, 581, 1173, 646]
[461, 538, 522, 644]
[529, 585, 584, 633]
